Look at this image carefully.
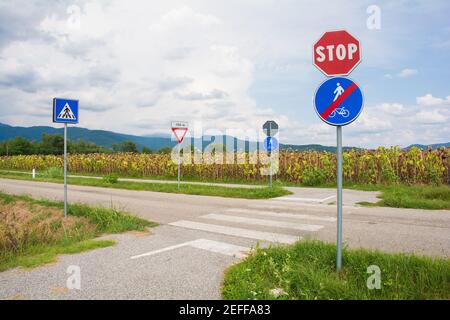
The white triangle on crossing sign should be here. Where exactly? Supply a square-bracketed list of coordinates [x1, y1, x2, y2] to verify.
[57, 103, 76, 120]
[172, 128, 188, 143]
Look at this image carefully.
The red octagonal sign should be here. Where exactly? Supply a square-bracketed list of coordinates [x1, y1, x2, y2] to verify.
[313, 30, 361, 77]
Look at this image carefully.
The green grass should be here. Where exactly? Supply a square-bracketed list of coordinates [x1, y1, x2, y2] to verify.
[1, 169, 449, 208]
[0, 192, 156, 271]
[222, 241, 450, 300]
[0, 240, 115, 271]
[0, 170, 291, 199]
[354, 184, 450, 210]
[24, 195, 157, 233]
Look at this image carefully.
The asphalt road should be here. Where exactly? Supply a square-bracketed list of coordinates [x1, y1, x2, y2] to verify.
[0, 178, 449, 300]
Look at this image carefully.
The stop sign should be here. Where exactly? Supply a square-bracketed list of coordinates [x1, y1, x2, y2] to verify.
[313, 30, 361, 77]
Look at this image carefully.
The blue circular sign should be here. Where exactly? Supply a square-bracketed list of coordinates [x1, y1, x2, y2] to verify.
[313, 77, 363, 126]
[264, 136, 278, 152]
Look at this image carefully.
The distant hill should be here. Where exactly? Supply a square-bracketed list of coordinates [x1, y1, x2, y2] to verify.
[0, 122, 344, 152]
[0, 123, 175, 151]
[1, 122, 447, 152]
[279, 143, 362, 152]
[404, 143, 450, 150]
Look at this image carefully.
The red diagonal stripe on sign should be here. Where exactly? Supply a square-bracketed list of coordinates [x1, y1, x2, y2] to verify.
[320, 82, 358, 119]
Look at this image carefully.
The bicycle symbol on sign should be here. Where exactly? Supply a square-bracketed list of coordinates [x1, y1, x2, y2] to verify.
[330, 82, 350, 118]
[329, 106, 350, 118]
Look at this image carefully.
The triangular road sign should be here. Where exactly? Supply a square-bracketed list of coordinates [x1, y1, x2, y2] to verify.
[172, 127, 188, 143]
[57, 103, 76, 120]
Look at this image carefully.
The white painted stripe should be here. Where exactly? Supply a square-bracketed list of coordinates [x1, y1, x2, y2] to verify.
[130, 241, 193, 259]
[249, 203, 360, 211]
[321, 195, 337, 202]
[274, 195, 336, 203]
[202, 213, 324, 231]
[131, 239, 250, 260]
[227, 208, 336, 222]
[169, 220, 300, 244]
[189, 239, 249, 258]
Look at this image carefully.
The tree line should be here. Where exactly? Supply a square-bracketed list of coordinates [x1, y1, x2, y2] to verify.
[0, 134, 172, 156]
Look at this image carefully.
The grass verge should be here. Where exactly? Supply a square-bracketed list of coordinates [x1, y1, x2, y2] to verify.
[0, 192, 156, 271]
[0, 170, 291, 199]
[222, 241, 450, 300]
[354, 184, 450, 210]
[1, 169, 449, 208]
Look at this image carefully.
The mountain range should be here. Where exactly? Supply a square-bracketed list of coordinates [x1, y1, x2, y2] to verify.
[0, 123, 448, 152]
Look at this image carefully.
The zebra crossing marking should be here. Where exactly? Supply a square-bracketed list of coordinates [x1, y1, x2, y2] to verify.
[273, 195, 336, 203]
[169, 220, 300, 244]
[201, 213, 324, 231]
[225, 208, 336, 222]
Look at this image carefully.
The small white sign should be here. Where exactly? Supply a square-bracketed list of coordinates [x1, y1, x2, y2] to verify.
[171, 121, 189, 129]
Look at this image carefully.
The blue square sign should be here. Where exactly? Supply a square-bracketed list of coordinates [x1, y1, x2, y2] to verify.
[53, 98, 79, 124]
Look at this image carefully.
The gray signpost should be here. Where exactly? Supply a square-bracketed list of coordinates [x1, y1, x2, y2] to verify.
[171, 121, 189, 190]
[336, 126, 343, 270]
[53, 98, 79, 218]
[263, 121, 279, 188]
[312, 30, 363, 271]
[64, 123, 68, 217]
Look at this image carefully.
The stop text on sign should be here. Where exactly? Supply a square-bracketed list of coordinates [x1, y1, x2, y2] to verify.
[315, 43, 358, 62]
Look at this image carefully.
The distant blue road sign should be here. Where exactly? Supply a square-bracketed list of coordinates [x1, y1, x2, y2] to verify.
[53, 98, 79, 124]
[313, 77, 363, 126]
[264, 136, 279, 152]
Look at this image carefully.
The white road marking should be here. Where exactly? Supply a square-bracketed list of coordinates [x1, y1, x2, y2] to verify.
[169, 220, 300, 244]
[189, 239, 249, 258]
[130, 241, 193, 259]
[226, 208, 336, 222]
[131, 239, 250, 259]
[320, 195, 337, 202]
[273, 195, 336, 203]
[249, 202, 360, 211]
[202, 213, 324, 231]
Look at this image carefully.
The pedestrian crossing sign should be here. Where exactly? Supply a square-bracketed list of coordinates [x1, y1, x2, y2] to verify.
[53, 98, 79, 124]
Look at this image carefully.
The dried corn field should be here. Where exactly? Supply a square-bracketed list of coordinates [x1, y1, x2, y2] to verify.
[0, 147, 448, 185]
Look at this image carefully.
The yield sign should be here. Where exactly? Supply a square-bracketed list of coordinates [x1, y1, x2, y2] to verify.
[313, 30, 361, 76]
[171, 121, 188, 143]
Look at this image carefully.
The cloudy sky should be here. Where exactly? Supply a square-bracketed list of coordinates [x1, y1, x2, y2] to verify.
[0, 0, 449, 147]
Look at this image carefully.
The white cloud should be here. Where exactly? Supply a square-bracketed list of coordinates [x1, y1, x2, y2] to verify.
[415, 110, 447, 124]
[0, 2, 275, 137]
[417, 94, 450, 107]
[379, 103, 404, 115]
[397, 68, 418, 78]
[342, 95, 450, 147]
[385, 68, 418, 79]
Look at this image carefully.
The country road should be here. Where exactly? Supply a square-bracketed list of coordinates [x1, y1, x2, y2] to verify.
[0, 178, 449, 299]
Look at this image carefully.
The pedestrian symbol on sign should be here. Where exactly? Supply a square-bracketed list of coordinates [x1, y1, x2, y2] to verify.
[333, 83, 345, 101]
[57, 103, 76, 120]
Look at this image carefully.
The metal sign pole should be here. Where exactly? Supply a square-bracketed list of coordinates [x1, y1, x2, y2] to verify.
[269, 150, 273, 188]
[177, 142, 181, 190]
[64, 123, 68, 218]
[268, 123, 272, 188]
[336, 125, 343, 271]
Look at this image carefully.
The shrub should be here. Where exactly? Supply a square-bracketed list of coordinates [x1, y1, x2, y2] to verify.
[102, 173, 119, 184]
[41, 167, 64, 179]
